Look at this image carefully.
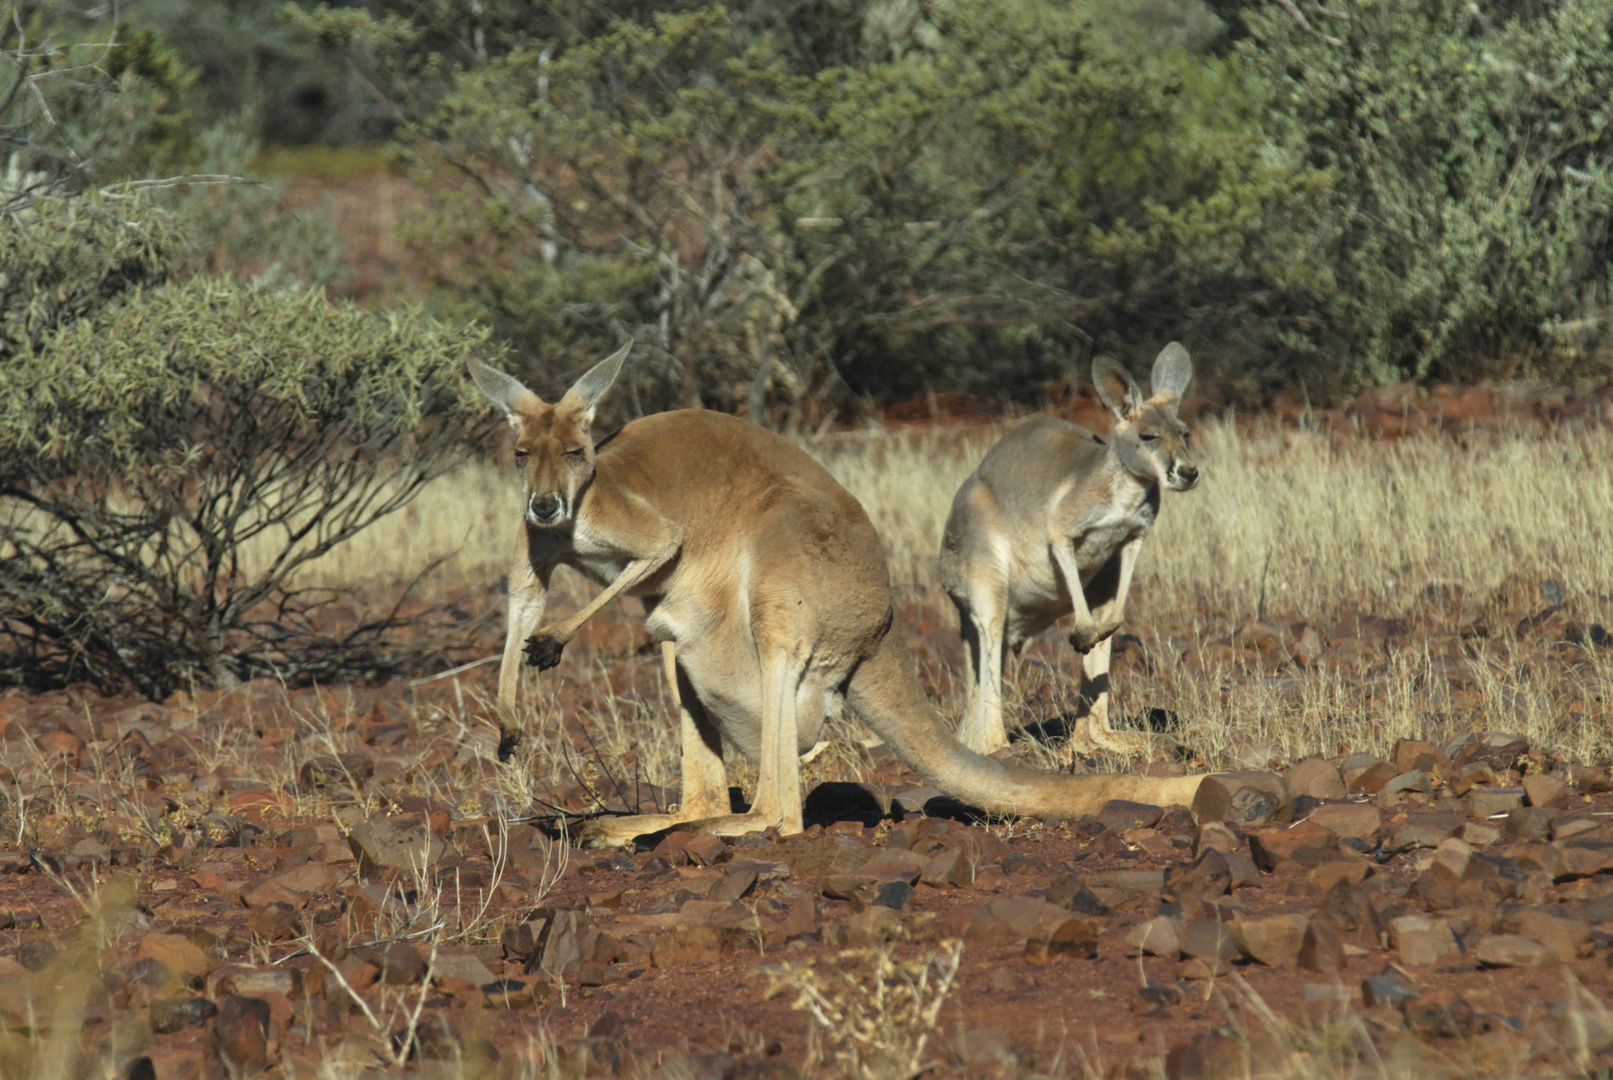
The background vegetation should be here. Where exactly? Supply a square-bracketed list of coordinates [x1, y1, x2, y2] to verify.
[4, 0, 1613, 694]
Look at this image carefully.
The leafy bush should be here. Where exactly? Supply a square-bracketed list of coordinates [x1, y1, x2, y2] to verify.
[0, 272, 498, 697]
[1235, 0, 1613, 388]
[0, 195, 182, 360]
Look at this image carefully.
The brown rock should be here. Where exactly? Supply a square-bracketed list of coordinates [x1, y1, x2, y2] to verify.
[273, 861, 337, 895]
[527, 908, 589, 976]
[938, 906, 1018, 947]
[1511, 908, 1590, 961]
[1466, 789, 1525, 819]
[246, 902, 300, 943]
[1248, 820, 1337, 871]
[1393, 739, 1450, 776]
[1298, 920, 1345, 974]
[333, 957, 379, 994]
[1126, 917, 1182, 958]
[844, 906, 905, 946]
[136, 934, 213, 989]
[1287, 759, 1347, 801]
[240, 878, 303, 911]
[1097, 800, 1164, 832]
[1388, 916, 1459, 966]
[360, 942, 426, 985]
[707, 868, 759, 903]
[1392, 811, 1463, 850]
[919, 846, 975, 887]
[219, 968, 303, 999]
[1308, 803, 1382, 842]
[1473, 934, 1556, 968]
[346, 818, 459, 876]
[1307, 859, 1371, 892]
[1191, 772, 1291, 826]
[651, 925, 723, 967]
[1023, 914, 1099, 963]
[1162, 850, 1232, 902]
[1347, 761, 1399, 795]
[1523, 773, 1570, 809]
[1230, 913, 1309, 968]
[684, 832, 729, 867]
[1402, 989, 1478, 1039]
[214, 995, 271, 1075]
[36, 730, 83, 767]
[1194, 821, 1240, 856]
[1178, 919, 1236, 975]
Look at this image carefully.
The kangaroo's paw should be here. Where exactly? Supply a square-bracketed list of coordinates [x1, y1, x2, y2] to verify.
[523, 631, 566, 671]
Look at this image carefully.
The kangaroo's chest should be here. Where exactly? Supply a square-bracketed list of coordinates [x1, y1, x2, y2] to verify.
[1069, 484, 1159, 576]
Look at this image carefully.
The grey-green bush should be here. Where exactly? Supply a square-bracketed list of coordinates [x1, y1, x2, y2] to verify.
[0, 272, 498, 697]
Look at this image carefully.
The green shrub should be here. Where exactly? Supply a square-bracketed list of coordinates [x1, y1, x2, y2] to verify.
[1236, 0, 1613, 387]
[0, 195, 182, 360]
[0, 274, 498, 697]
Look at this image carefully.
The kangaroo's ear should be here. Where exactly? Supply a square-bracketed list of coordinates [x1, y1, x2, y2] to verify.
[468, 359, 543, 426]
[1150, 342, 1193, 405]
[1092, 356, 1144, 419]
[559, 341, 632, 424]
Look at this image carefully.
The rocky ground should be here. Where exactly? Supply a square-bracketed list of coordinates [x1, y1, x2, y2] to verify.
[4, 670, 1613, 1079]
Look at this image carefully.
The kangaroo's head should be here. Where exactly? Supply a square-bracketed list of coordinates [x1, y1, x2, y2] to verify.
[467, 343, 631, 529]
[1092, 342, 1197, 492]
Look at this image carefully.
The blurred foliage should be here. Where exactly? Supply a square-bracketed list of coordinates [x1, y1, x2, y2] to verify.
[0, 273, 498, 696]
[1236, 0, 1613, 388]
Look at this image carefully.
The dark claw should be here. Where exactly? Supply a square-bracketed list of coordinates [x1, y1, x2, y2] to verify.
[523, 632, 565, 671]
[497, 728, 521, 762]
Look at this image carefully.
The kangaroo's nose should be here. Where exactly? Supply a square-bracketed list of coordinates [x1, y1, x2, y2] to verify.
[530, 494, 564, 521]
[1176, 465, 1199, 486]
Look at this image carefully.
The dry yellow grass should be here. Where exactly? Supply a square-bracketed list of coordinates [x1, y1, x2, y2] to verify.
[279, 419, 1613, 777]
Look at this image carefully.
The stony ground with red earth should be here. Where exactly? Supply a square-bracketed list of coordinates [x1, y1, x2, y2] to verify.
[4, 671, 1613, 1079]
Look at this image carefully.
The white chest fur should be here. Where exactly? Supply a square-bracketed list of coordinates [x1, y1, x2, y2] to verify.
[1069, 476, 1159, 577]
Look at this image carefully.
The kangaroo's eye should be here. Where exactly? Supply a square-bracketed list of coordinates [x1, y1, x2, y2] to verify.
[1140, 434, 1160, 442]
[513, 449, 529, 461]
[564, 447, 587, 459]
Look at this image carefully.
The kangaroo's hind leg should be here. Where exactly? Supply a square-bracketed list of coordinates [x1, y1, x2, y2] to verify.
[1070, 542, 1154, 757]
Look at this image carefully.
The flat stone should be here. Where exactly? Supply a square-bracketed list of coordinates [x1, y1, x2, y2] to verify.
[346, 818, 459, 876]
[1097, 800, 1163, 832]
[1466, 789, 1525, 819]
[1230, 913, 1309, 968]
[650, 925, 723, 967]
[1288, 759, 1347, 801]
[432, 951, 497, 988]
[1308, 803, 1382, 842]
[218, 968, 302, 999]
[707, 868, 759, 904]
[845, 906, 905, 946]
[1348, 761, 1399, 795]
[1392, 811, 1463, 850]
[240, 878, 304, 911]
[1474, 934, 1557, 968]
[1308, 858, 1372, 892]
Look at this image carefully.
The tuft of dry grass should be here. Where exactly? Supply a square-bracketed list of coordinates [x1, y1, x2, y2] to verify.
[242, 419, 1613, 787]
